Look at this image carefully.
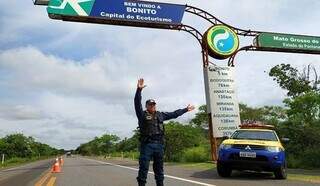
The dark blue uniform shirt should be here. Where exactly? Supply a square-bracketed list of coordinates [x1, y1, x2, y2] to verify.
[134, 88, 188, 140]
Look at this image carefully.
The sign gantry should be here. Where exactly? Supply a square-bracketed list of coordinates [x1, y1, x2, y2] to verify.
[33, 0, 320, 161]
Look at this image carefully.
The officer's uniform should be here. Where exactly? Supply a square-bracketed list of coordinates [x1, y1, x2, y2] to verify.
[134, 88, 188, 186]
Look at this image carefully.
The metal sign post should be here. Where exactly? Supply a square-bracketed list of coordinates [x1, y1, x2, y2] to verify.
[202, 46, 218, 161]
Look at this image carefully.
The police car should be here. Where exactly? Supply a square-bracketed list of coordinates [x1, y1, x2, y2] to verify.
[217, 123, 289, 179]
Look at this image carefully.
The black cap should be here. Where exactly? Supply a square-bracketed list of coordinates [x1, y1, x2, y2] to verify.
[146, 99, 156, 105]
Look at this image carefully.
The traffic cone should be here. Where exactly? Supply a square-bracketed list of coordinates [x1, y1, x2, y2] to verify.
[52, 159, 61, 173]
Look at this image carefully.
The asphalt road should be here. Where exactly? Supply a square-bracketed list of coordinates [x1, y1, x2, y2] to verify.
[0, 156, 319, 186]
[0, 159, 54, 186]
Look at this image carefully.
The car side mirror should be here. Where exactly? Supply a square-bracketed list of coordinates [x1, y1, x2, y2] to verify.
[281, 138, 290, 143]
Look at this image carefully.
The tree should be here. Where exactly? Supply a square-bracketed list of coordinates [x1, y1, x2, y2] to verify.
[0, 138, 7, 155]
[284, 91, 320, 126]
[269, 64, 319, 125]
[76, 133, 120, 155]
[164, 121, 207, 161]
[0, 134, 58, 159]
[269, 63, 320, 168]
[190, 105, 208, 129]
[240, 104, 287, 125]
[99, 134, 120, 154]
[116, 130, 139, 152]
[2, 134, 33, 158]
[239, 103, 264, 122]
[269, 64, 319, 97]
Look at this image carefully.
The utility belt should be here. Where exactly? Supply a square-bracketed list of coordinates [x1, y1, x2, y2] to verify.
[141, 135, 164, 144]
[146, 139, 163, 144]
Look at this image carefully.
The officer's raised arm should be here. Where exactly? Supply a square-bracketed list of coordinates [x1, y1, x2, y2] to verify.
[161, 104, 195, 121]
[134, 78, 147, 122]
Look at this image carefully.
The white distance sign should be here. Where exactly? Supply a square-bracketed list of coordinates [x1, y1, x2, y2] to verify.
[204, 65, 241, 137]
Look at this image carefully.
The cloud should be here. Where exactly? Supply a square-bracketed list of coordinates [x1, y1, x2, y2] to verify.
[0, 45, 202, 148]
[0, 47, 132, 102]
[0, 104, 46, 121]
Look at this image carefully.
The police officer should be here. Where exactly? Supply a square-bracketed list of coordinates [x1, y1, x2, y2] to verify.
[134, 78, 195, 186]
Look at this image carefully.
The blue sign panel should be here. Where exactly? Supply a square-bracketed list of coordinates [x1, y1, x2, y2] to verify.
[89, 0, 185, 25]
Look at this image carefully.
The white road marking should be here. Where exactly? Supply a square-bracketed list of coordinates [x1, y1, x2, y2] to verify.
[1, 167, 18, 172]
[82, 157, 216, 186]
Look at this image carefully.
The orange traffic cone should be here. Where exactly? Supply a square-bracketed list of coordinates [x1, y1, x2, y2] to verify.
[52, 160, 61, 173]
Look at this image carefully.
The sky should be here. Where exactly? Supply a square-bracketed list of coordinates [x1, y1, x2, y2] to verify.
[0, 0, 319, 149]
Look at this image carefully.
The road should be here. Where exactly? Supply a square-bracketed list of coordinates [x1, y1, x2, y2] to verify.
[0, 159, 54, 186]
[0, 156, 318, 186]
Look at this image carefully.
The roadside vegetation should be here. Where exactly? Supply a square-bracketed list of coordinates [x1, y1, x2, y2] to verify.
[0, 133, 61, 168]
[76, 64, 320, 170]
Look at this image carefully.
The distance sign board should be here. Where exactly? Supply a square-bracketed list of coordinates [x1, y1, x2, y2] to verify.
[204, 65, 241, 137]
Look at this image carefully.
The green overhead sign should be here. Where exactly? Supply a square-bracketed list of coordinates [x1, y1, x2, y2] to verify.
[255, 33, 320, 54]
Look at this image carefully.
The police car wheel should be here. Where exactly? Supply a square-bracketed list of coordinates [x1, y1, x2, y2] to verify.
[217, 161, 232, 177]
[274, 163, 287, 179]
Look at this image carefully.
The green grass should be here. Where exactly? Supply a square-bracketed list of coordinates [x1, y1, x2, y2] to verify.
[168, 162, 320, 183]
[166, 162, 216, 170]
[104, 151, 139, 160]
[287, 169, 320, 183]
[288, 174, 320, 183]
[180, 146, 211, 163]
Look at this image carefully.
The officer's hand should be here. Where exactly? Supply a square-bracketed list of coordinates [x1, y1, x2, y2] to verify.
[187, 104, 195, 112]
[137, 78, 147, 89]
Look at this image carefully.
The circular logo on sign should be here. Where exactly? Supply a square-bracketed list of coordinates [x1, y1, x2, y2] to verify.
[204, 25, 239, 59]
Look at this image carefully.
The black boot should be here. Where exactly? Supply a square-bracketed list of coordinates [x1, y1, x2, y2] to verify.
[138, 181, 146, 186]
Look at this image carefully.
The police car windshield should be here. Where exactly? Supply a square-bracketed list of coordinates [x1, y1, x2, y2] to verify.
[231, 130, 278, 141]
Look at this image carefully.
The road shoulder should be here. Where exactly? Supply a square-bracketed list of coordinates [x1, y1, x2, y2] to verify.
[83, 156, 320, 184]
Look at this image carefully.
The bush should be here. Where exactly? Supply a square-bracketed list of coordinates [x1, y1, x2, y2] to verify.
[287, 148, 320, 169]
[181, 146, 210, 163]
[124, 151, 139, 160]
[287, 154, 302, 168]
[302, 148, 320, 168]
[286, 147, 320, 169]
[0, 134, 59, 160]
[5, 157, 28, 164]
[109, 151, 139, 160]
[276, 119, 320, 169]
[164, 121, 207, 162]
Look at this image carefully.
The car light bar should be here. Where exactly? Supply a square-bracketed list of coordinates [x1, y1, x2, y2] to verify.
[239, 121, 275, 129]
[33, 0, 49, 6]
